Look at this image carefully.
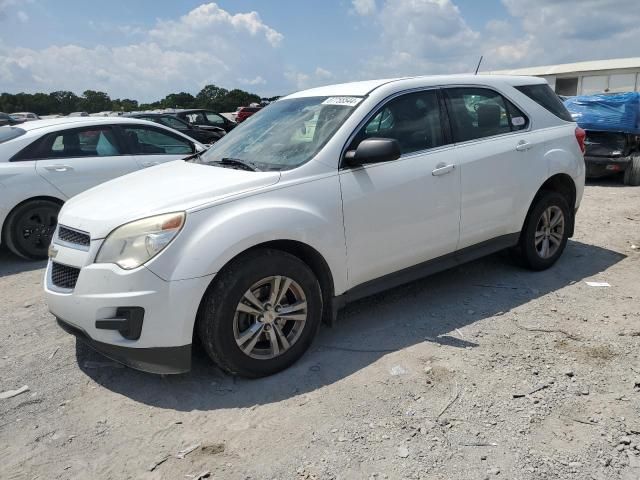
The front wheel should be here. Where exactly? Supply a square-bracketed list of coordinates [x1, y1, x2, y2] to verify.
[197, 249, 323, 378]
[514, 191, 571, 271]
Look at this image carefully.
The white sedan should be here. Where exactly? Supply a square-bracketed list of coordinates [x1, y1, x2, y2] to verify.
[0, 117, 205, 259]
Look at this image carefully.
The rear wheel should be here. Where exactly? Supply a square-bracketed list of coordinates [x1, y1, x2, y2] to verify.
[197, 249, 322, 378]
[4, 200, 60, 260]
[624, 155, 640, 186]
[514, 191, 571, 271]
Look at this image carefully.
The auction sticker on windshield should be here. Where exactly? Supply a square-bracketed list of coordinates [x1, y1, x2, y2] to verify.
[321, 97, 362, 107]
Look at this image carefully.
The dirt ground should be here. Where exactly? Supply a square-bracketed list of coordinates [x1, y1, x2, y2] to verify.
[1, 179, 639, 480]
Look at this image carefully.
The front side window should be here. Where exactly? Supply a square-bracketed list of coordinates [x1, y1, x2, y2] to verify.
[350, 89, 445, 155]
[445, 88, 527, 142]
[204, 112, 225, 126]
[122, 126, 193, 155]
[198, 96, 359, 171]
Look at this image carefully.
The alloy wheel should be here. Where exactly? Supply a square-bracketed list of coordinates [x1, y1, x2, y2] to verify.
[534, 205, 565, 259]
[233, 275, 308, 360]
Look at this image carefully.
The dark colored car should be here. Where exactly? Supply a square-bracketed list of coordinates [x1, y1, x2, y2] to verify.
[175, 109, 236, 133]
[0, 112, 23, 126]
[236, 106, 262, 123]
[564, 93, 640, 185]
[128, 113, 224, 144]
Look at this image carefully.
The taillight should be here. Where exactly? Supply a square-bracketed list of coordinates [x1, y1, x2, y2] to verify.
[575, 127, 586, 154]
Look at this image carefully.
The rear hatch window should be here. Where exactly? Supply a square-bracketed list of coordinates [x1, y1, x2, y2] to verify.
[515, 84, 573, 122]
[0, 126, 26, 144]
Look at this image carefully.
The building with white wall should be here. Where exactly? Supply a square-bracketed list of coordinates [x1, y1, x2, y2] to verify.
[490, 57, 640, 96]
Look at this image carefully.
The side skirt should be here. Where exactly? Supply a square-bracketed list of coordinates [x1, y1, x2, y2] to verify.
[330, 232, 520, 321]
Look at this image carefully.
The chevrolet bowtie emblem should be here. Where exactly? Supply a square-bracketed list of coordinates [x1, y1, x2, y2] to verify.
[48, 245, 58, 259]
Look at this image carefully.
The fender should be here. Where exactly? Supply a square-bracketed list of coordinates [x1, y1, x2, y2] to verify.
[146, 174, 348, 294]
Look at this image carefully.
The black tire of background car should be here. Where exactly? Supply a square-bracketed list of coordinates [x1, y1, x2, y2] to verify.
[623, 155, 640, 186]
[3, 199, 60, 260]
[196, 248, 323, 378]
[514, 191, 571, 271]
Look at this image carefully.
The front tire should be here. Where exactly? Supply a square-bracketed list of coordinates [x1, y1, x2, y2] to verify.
[515, 191, 571, 271]
[197, 249, 323, 378]
[624, 155, 640, 186]
[3, 200, 60, 260]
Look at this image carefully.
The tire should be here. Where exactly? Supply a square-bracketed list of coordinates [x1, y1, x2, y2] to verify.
[624, 155, 640, 186]
[197, 248, 323, 378]
[3, 200, 60, 260]
[515, 191, 571, 271]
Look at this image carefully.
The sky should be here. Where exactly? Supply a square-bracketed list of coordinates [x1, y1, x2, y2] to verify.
[0, 0, 639, 101]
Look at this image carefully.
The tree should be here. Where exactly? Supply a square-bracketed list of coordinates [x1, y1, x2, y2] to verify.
[196, 84, 229, 111]
[220, 89, 261, 111]
[111, 98, 139, 112]
[49, 91, 81, 115]
[160, 92, 195, 109]
[81, 90, 112, 113]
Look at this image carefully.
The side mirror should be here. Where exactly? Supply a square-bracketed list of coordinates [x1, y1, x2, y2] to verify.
[343, 138, 401, 167]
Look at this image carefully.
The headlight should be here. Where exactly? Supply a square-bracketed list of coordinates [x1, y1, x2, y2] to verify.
[95, 212, 185, 269]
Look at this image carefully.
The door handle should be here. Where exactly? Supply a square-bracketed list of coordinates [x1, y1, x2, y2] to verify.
[431, 163, 455, 176]
[141, 161, 160, 167]
[44, 165, 72, 172]
[516, 140, 532, 152]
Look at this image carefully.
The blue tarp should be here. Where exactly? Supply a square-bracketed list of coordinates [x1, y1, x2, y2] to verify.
[564, 92, 640, 134]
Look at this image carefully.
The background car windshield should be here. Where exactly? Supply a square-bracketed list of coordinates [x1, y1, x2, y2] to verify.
[199, 96, 360, 170]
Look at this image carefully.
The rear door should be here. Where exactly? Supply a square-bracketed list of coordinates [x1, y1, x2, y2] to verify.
[443, 87, 544, 249]
[34, 125, 137, 198]
[118, 124, 195, 169]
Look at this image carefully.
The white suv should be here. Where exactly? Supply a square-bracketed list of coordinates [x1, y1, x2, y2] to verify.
[44, 75, 585, 377]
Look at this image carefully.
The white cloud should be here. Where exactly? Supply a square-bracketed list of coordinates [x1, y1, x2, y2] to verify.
[238, 75, 266, 86]
[16, 9, 27, 22]
[0, 2, 284, 100]
[352, 0, 377, 16]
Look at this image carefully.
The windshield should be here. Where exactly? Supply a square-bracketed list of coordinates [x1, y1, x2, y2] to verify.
[0, 126, 26, 143]
[198, 96, 361, 171]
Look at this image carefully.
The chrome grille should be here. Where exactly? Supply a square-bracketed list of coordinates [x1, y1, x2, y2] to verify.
[51, 262, 80, 290]
[58, 226, 90, 247]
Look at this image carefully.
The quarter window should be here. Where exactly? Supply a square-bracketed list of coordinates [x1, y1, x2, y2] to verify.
[122, 126, 194, 155]
[351, 90, 445, 155]
[445, 88, 529, 142]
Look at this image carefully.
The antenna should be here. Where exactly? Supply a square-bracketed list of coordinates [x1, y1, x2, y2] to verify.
[474, 55, 483, 75]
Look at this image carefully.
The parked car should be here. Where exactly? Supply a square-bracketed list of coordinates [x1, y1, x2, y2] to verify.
[174, 109, 236, 133]
[236, 106, 262, 123]
[128, 113, 225, 144]
[68, 112, 89, 117]
[0, 117, 205, 259]
[45, 75, 585, 377]
[11, 112, 40, 122]
[0, 112, 23, 126]
[564, 92, 640, 185]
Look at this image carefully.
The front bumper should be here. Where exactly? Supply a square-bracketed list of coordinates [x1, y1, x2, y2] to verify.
[56, 317, 191, 374]
[585, 155, 632, 178]
[44, 242, 214, 374]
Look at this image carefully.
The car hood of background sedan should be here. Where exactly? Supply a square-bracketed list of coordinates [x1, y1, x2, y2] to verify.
[59, 160, 281, 239]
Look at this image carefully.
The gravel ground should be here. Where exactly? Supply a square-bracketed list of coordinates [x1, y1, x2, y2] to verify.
[1, 179, 639, 480]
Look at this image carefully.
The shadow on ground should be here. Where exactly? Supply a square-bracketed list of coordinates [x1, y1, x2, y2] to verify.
[76, 239, 625, 411]
[0, 248, 46, 278]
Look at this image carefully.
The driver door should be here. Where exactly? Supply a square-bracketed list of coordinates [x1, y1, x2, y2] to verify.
[339, 89, 461, 288]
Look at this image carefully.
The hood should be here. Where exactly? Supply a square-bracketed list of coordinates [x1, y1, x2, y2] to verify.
[59, 160, 280, 238]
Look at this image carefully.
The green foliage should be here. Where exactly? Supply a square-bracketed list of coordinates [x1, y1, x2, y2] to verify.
[0, 84, 267, 116]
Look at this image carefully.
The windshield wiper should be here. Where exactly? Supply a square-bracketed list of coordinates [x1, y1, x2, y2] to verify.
[213, 157, 260, 172]
[183, 151, 202, 162]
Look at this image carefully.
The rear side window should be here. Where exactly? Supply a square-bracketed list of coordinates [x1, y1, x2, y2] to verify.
[515, 84, 573, 122]
[0, 127, 26, 144]
[444, 88, 528, 142]
[12, 126, 122, 161]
